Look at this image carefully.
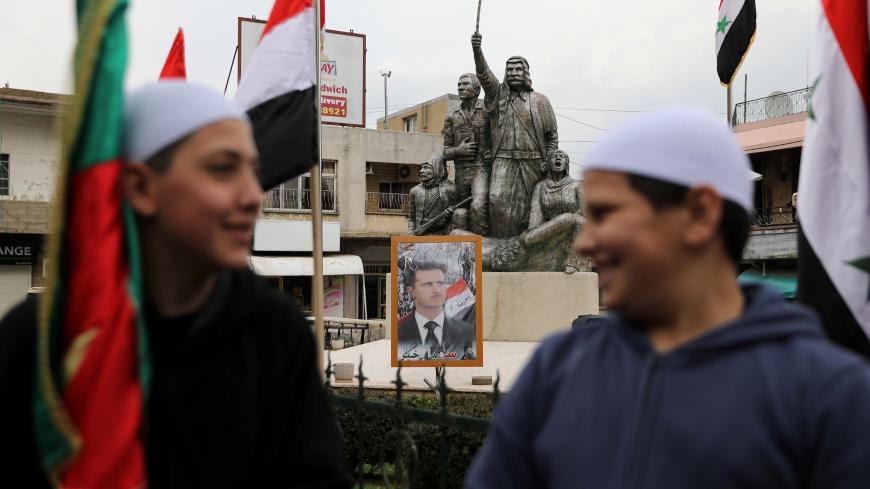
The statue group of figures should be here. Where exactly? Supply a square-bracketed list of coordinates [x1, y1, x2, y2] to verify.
[407, 33, 590, 273]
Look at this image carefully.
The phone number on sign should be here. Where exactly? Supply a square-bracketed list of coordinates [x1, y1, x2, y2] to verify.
[322, 95, 348, 118]
[322, 106, 347, 117]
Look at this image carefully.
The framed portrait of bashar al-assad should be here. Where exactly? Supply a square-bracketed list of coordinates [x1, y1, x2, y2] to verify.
[391, 235, 483, 367]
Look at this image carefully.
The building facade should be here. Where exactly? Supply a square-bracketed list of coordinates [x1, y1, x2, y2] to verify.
[254, 125, 441, 319]
[732, 88, 809, 297]
[376, 93, 459, 134]
[0, 88, 65, 316]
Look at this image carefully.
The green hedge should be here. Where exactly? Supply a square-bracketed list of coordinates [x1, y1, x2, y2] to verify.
[332, 389, 495, 489]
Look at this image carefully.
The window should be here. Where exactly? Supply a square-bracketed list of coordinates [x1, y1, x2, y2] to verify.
[263, 160, 337, 212]
[403, 115, 417, 133]
[0, 154, 8, 196]
[376, 182, 412, 210]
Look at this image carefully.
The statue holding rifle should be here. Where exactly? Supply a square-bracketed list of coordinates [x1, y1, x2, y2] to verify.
[408, 156, 468, 236]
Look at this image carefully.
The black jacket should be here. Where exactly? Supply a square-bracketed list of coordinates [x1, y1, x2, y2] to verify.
[397, 311, 476, 360]
[0, 268, 352, 488]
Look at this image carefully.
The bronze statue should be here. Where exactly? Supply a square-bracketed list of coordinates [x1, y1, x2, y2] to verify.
[528, 150, 581, 228]
[442, 73, 491, 236]
[527, 150, 588, 272]
[408, 156, 467, 235]
[471, 32, 559, 238]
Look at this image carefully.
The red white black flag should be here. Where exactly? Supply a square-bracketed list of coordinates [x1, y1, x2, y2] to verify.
[797, 0, 870, 358]
[715, 0, 756, 85]
[236, 0, 325, 190]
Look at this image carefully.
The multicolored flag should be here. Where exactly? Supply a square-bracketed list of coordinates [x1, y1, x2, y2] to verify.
[445, 278, 475, 323]
[715, 0, 757, 84]
[796, 0, 870, 358]
[235, 0, 325, 190]
[34, 0, 149, 486]
[159, 27, 186, 79]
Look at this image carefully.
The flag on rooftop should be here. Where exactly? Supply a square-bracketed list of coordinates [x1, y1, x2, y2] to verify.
[159, 27, 186, 79]
[33, 0, 148, 486]
[235, 0, 325, 190]
[796, 0, 870, 358]
[715, 0, 756, 84]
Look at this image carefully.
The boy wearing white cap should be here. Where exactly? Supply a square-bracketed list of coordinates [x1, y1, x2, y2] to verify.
[466, 109, 870, 489]
[0, 82, 351, 488]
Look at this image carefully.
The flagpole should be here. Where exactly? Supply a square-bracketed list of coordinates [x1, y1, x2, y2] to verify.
[726, 82, 733, 129]
[311, 0, 325, 376]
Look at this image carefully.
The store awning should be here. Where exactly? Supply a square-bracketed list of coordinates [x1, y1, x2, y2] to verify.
[249, 255, 364, 277]
[738, 271, 797, 300]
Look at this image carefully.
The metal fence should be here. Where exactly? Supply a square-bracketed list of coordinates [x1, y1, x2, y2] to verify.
[326, 358, 497, 489]
[752, 207, 795, 227]
[263, 188, 337, 212]
[324, 318, 387, 350]
[366, 192, 411, 215]
[733, 88, 810, 125]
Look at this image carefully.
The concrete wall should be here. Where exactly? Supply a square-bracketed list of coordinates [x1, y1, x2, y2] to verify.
[376, 93, 460, 135]
[0, 110, 61, 202]
[322, 125, 441, 237]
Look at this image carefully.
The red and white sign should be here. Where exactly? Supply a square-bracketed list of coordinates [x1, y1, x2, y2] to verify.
[238, 17, 366, 127]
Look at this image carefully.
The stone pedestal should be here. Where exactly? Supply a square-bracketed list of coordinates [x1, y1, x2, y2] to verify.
[481, 272, 598, 341]
[386, 271, 598, 342]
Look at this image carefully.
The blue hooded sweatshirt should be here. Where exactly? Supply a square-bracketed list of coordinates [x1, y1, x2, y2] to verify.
[466, 284, 870, 489]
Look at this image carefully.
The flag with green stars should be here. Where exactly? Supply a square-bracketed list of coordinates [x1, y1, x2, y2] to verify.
[796, 0, 870, 358]
[715, 0, 756, 85]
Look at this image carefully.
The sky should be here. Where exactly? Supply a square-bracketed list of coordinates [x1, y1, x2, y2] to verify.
[2, 0, 819, 172]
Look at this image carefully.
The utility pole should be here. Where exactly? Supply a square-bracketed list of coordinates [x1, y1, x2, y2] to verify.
[380, 70, 391, 130]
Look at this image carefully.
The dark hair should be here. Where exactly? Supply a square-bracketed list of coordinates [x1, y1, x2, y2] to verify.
[143, 134, 192, 173]
[403, 260, 448, 288]
[627, 174, 749, 267]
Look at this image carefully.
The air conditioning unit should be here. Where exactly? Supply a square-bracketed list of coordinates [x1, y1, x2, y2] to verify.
[365, 162, 375, 175]
[397, 164, 416, 183]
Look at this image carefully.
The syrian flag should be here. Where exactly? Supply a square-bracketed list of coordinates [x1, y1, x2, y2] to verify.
[236, 0, 325, 190]
[34, 0, 149, 486]
[159, 27, 186, 79]
[796, 0, 870, 359]
[445, 278, 475, 323]
[715, 0, 757, 84]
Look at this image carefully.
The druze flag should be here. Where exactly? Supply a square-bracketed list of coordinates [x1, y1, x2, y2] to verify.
[34, 0, 150, 486]
[236, 0, 325, 191]
[159, 27, 186, 79]
[796, 0, 870, 358]
[715, 0, 756, 84]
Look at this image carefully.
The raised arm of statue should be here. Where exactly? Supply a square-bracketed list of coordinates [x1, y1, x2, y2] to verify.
[471, 33, 499, 99]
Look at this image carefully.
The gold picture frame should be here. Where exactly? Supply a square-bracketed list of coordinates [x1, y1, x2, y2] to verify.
[390, 235, 483, 367]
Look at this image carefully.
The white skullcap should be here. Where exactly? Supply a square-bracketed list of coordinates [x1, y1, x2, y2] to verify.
[124, 81, 250, 163]
[583, 108, 754, 212]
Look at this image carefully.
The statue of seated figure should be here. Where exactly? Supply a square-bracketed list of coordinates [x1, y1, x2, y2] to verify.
[525, 150, 589, 272]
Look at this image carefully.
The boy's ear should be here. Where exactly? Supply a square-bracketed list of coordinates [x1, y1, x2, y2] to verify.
[121, 162, 160, 217]
[682, 185, 724, 250]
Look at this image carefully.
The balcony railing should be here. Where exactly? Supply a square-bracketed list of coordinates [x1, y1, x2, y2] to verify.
[366, 192, 411, 214]
[263, 188, 336, 212]
[752, 207, 795, 227]
[733, 88, 811, 125]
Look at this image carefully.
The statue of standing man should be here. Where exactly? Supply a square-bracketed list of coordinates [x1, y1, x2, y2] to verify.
[471, 32, 559, 238]
[443, 73, 491, 236]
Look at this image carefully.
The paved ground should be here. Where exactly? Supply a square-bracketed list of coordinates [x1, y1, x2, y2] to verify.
[323, 339, 540, 392]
